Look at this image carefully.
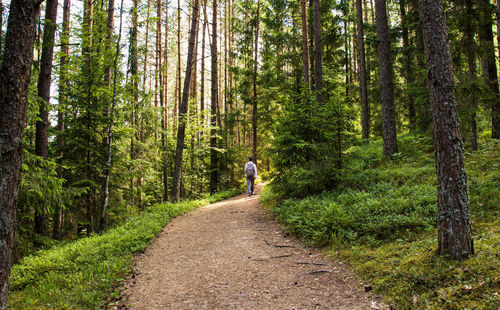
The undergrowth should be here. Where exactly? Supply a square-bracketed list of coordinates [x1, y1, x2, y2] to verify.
[8, 189, 240, 309]
[262, 134, 499, 309]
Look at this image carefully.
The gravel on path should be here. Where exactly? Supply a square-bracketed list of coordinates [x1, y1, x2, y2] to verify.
[116, 187, 387, 309]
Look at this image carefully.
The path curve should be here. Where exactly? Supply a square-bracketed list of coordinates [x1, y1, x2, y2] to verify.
[117, 188, 386, 309]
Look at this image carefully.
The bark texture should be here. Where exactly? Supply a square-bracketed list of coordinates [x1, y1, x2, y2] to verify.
[99, 0, 124, 233]
[356, 0, 369, 139]
[399, 0, 416, 130]
[34, 0, 58, 236]
[464, 0, 478, 150]
[252, 0, 260, 164]
[419, 0, 474, 260]
[478, 0, 500, 139]
[54, 0, 71, 241]
[313, 0, 323, 103]
[104, 0, 115, 86]
[162, 0, 169, 202]
[375, 0, 398, 157]
[173, 0, 200, 201]
[0, 0, 41, 307]
[300, 0, 310, 90]
[210, 0, 218, 194]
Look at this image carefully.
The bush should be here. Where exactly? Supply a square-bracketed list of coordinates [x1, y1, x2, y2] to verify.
[272, 182, 437, 246]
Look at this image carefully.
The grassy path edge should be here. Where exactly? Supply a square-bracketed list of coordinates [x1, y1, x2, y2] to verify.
[8, 189, 241, 309]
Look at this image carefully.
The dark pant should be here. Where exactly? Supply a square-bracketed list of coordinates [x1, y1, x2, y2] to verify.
[246, 176, 255, 195]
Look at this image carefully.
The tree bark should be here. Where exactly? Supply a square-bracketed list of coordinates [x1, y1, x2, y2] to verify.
[478, 0, 500, 139]
[313, 0, 323, 103]
[99, 0, 124, 233]
[54, 0, 71, 240]
[104, 0, 114, 87]
[162, 0, 169, 202]
[0, 0, 41, 306]
[252, 0, 260, 163]
[34, 0, 59, 237]
[142, 0, 151, 92]
[173, 0, 200, 202]
[0, 0, 3, 57]
[209, 0, 218, 194]
[175, 0, 181, 136]
[201, 0, 207, 136]
[83, 0, 94, 235]
[129, 0, 139, 206]
[356, 0, 369, 139]
[419, 0, 474, 260]
[399, 0, 416, 130]
[465, 0, 478, 150]
[375, 0, 398, 157]
[300, 0, 310, 90]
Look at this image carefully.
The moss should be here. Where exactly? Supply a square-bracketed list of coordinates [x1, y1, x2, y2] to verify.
[266, 135, 499, 309]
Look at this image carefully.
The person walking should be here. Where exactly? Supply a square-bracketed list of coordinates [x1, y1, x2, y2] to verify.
[244, 157, 257, 196]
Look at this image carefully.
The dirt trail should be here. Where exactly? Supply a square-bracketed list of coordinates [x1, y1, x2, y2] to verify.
[117, 187, 387, 309]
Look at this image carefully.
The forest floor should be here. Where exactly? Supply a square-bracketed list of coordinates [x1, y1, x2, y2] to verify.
[115, 186, 387, 309]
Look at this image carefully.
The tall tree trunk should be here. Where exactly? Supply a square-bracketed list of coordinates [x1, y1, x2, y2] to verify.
[209, 0, 218, 194]
[99, 0, 115, 232]
[400, 0, 416, 130]
[465, 0, 478, 150]
[162, 0, 169, 201]
[104, 0, 114, 87]
[478, 0, 500, 139]
[34, 0, 59, 237]
[343, 4, 349, 97]
[129, 0, 139, 206]
[419, 0, 474, 260]
[175, 0, 181, 136]
[375, 0, 398, 157]
[300, 0, 310, 90]
[201, 0, 207, 136]
[313, 0, 323, 103]
[143, 0, 151, 91]
[252, 0, 260, 163]
[172, 0, 200, 202]
[356, 0, 369, 139]
[228, 0, 234, 142]
[99, 0, 124, 233]
[54, 0, 71, 240]
[0, 0, 3, 56]
[0, 0, 41, 306]
[155, 0, 162, 143]
[83, 0, 94, 235]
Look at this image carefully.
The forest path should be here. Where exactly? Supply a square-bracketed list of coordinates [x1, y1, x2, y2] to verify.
[116, 187, 387, 309]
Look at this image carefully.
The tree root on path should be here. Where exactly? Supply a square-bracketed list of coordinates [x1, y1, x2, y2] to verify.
[265, 239, 295, 248]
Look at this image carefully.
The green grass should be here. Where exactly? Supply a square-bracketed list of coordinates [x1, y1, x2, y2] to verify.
[262, 134, 500, 309]
[8, 189, 241, 309]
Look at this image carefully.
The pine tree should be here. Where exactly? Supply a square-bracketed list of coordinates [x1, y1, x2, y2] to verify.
[173, 0, 201, 201]
[419, 0, 474, 260]
[356, 0, 369, 139]
[34, 0, 59, 236]
[375, 0, 398, 157]
[0, 0, 41, 305]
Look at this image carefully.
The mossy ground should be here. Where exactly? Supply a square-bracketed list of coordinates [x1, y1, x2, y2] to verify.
[262, 134, 499, 309]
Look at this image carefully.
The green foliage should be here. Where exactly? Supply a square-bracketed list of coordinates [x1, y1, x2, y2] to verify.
[269, 90, 353, 198]
[270, 182, 437, 246]
[8, 189, 240, 309]
[264, 134, 499, 308]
